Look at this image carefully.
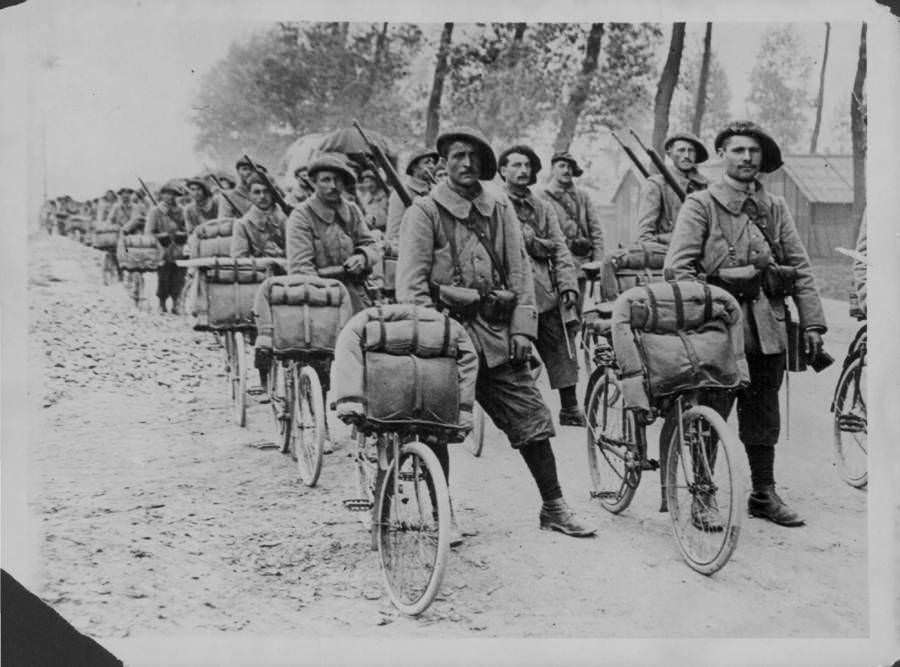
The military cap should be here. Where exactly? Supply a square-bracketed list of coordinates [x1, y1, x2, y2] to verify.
[307, 153, 357, 188]
[714, 121, 783, 173]
[549, 151, 583, 177]
[184, 176, 213, 196]
[235, 156, 254, 170]
[405, 148, 440, 176]
[117, 186, 135, 196]
[436, 127, 497, 181]
[664, 132, 709, 164]
[293, 164, 309, 177]
[359, 168, 377, 181]
[159, 180, 186, 197]
[497, 144, 543, 186]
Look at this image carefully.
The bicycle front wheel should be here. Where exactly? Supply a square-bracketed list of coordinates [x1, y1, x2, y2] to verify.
[291, 365, 325, 487]
[586, 369, 641, 513]
[833, 356, 867, 489]
[665, 404, 747, 575]
[464, 403, 486, 457]
[377, 440, 450, 616]
[229, 331, 247, 427]
[268, 357, 292, 454]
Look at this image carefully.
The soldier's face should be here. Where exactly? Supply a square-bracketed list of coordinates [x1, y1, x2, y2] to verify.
[160, 191, 177, 206]
[188, 184, 207, 202]
[237, 165, 253, 184]
[250, 183, 273, 210]
[411, 156, 436, 181]
[314, 171, 345, 204]
[501, 153, 532, 187]
[445, 141, 481, 188]
[720, 135, 762, 182]
[551, 160, 573, 185]
[295, 170, 309, 188]
[668, 141, 696, 172]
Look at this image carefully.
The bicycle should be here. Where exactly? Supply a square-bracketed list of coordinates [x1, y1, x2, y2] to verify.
[584, 295, 748, 575]
[342, 417, 458, 616]
[831, 322, 867, 489]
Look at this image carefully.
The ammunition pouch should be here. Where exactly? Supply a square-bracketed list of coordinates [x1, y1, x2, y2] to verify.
[569, 235, 592, 257]
[762, 264, 798, 299]
[479, 289, 517, 325]
[435, 284, 481, 321]
[526, 236, 555, 260]
[708, 265, 761, 302]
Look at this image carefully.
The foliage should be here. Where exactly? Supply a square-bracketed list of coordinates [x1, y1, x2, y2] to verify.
[745, 25, 814, 153]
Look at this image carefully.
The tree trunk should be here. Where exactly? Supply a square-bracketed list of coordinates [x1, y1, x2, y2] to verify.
[691, 23, 713, 136]
[809, 22, 831, 153]
[652, 23, 686, 154]
[359, 22, 389, 108]
[553, 23, 605, 154]
[850, 23, 866, 232]
[425, 23, 454, 147]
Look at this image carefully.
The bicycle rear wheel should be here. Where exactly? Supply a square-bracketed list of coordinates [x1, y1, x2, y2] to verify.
[228, 331, 247, 427]
[291, 365, 325, 486]
[586, 369, 641, 513]
[464, 403, 486, 457]
[833, 356, 867, 489]
[268, 358, 292, 454]
[377, 439, 450, 616]
[102, 252, 116, 286]
[665, 404, 747, 575]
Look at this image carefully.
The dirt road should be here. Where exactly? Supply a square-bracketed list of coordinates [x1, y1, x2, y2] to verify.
[25, 236, 867, 652]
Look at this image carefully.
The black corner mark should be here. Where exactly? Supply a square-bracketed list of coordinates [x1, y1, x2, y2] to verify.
[874, 0, 900, 18]
[0, 0, 26, 9]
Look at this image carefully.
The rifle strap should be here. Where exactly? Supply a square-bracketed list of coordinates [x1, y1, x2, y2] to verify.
[438, 211, 464, 285]
[467, 213, 510, 290]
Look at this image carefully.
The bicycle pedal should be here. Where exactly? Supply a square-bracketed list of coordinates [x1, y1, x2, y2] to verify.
[590, 490, 620, 500]
[641, 459, 660, 471]
[837, 415, 866, 432]
[343, 499, 373, 512]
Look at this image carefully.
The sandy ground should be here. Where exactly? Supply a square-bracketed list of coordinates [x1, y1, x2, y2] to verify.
[25, 235, 869, 655]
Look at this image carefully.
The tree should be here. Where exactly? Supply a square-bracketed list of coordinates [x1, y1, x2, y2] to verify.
[692, 23, 712, 136]
[425, 23, 454, 146]
[672, 35, 732, 148]
[809, 22, 831, 153]
[554, 23, 605, 152]
[652, 23, 686, 154]
[850, 23, 867, 229]
[745, 25, 813, 153]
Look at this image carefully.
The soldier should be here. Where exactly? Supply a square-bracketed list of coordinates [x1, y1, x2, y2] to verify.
[183, 176, 219, 235]
[231, 174, 286, 259]
[397, 127, 595, 539]
[216, 157, 256, 218]
[498, 144, 584, 426]
[106, 188, 136, 229]
[664, 121, 827, 527]
[356, 168, 390, 234]
[286, 153, 380, 314]
[287, 165, 314, 207]
[384, 148, 439, 256]
[636, 132, 710, 245]
[96, 190, 117, 224]
[538, 152, 606, 304]
[145, 180, 189, 315]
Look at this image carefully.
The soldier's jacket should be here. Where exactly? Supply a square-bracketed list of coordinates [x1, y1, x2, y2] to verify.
[145, 202, 188, 265]
[231, 205, 286, 258]
[286, 195, 380, 313]
[853, 210, 867, 314]
[183, 198, 219, 235]
[537, 183, 605, 276]
[105, 201, 134, 229]
[396, 181, 538, 370]
[385, 176, 430, 256]
[636, 170, 708, 245]
[216, 183, 253, 218]
[96, 200, 114, 224]
[359, 188, 389, 232]
[506, 188, 579, 314]
[664, 176, 827, 355]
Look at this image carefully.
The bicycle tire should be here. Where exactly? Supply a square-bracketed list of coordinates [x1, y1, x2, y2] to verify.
[102, 252, 116, 286]
[231, 331, 247, 427]
[464, 403, 486, 457]
[665, 404, 747, 575]
[377, 440, 450, 616]
[833, 356, 867, 489]
[268, 358, 292, 454]
[586, 369, 641, 514]
[292, 365, 325, 487]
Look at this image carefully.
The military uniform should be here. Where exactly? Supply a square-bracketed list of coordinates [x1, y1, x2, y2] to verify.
[359, 187, 389, 233]
[106, 200, 134, 229]
[385, 176, 431, 256]
[636, 171, 708, 244]
[145, 195, 188, 312]
[183, 197, 219, 235]
[216, 182, 253, 218]
[231, 205, 286, 258]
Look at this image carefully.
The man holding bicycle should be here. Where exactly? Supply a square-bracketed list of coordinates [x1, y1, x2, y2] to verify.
[144, 180, 189, 315]
[396, 127, 595, 539]
[664, 121, 827, 527]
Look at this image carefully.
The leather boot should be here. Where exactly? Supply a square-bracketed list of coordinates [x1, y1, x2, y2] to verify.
[748, 485, 805, 527]
[558, 407, 587, 427]
[539, 498, 596, 537]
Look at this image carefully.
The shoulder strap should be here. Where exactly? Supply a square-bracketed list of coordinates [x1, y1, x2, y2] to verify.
[437, 209, 464, 284]
[643, 285, 658, 332]
[750, 206, 782, 263]
[468, 213, 510, 290]
[670, 281, 685, 330]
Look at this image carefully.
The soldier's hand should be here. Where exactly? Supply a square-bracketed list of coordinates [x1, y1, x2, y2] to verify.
[343, 253, 367, 275]
[804, 329, 824, 360]
[510, 334, 532, 363]
[561, 290, 579, 309]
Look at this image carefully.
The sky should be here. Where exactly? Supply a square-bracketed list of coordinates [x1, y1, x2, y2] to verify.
[17, 5, 867, 202]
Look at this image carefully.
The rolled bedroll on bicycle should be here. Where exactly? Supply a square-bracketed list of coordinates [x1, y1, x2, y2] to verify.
[254, 273, 354, 487]
[332, 303, 478, 616]
[585, 278, 751, 575]
[117, 233, 163, 310]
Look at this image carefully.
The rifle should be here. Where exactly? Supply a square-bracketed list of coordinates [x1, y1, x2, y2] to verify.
[352, 120, 412, 207]
[137, 177, 158, 207]
[547, 257, 575, 360]
[628, 130, 686, 202]
[241, 154, 294, 216]
[611, 131, 650, 179]
[204, 168, 241, 217]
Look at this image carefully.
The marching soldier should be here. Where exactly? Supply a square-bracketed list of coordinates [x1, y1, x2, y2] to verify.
[286, 153, 380, 315]
[105, 188, 136, 229]
[498, 144, 584, 426]
[144, 180, 189, 315]
[664, 121, 827, 527]
[636, 132, 710, 245]
[183, 176, 219, 235]
[216, 157, 256, 218]
[538, 152, 606, 304]
[397, 127, 596, 539]
[96, 190, 117, 224]
[384, 148, 439, 256]
[231, 174, 286, 259]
